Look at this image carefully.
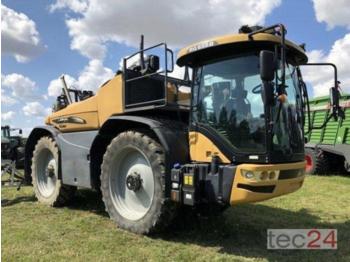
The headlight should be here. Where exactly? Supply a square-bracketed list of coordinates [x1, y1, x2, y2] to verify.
[260, 171, 268, 180]
[269, 171, 277, 180]
[243, 171, 255, 179]
[241, 170, 280, 181]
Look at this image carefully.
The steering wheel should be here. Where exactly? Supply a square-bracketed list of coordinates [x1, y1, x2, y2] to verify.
[252, 84, 262, 94]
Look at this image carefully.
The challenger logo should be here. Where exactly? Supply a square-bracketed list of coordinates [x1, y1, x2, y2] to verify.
[52, 116, 86, 124]
[187, 41, 217, 53]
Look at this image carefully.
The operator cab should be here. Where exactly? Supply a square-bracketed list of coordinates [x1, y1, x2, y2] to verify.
[178, 25, 309, 164]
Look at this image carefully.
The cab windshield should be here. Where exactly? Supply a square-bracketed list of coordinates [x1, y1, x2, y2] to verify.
[193, 54, 266, 153]
[192, 53, 303, 155]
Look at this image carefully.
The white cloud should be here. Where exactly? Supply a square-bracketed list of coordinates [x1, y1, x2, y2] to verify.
[48, 74, 77, 97]
[1, 73, 37, 98]
[312, 0, 350, 30]
[1, 4, 46, 62]
[23, 102, 51, 117]
[50, 0, 281, 59]
[302, 34, 350, 97]
[1, 111, 15, 121]
[68, 33, 106, 60]
[1, 93, 18, 105]
[76, 59, 114, 91]
[47, 59, 114, 97]
[49, 0, 88, 13]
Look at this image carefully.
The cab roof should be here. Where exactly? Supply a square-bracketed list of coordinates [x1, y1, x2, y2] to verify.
[176, 32, 308, 67]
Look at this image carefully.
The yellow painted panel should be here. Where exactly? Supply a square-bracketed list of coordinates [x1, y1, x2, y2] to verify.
[189, 131, 230, 163]
[46, 75, 124, 131]
[50, 111, 99, 132]
[178, 32, 306, 60]
[230, 161, 306, 205]
[47, 95, 99, 132]
[97, 75, 124, 125]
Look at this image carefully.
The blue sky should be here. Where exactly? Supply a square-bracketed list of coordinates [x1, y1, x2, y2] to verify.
[1, 0, 350, 136]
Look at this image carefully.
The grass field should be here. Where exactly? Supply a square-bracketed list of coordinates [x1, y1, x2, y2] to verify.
[2, 175, 350, 261]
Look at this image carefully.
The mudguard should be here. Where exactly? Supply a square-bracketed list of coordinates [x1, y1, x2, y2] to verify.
[90, 116, 189, 194]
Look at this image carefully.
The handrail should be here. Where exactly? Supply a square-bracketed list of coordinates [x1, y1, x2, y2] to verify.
[300, 63, 338, 92]
[123, 41, 180, 110]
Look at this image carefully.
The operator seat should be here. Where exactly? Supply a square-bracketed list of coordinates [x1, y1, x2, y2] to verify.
[231, 87, 251, 117]
[212, 82, 231, 122]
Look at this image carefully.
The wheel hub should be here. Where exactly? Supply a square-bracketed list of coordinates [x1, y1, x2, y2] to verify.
[110, 146, 154, 221]
[37, 152, 57, 197]
[126, 172, 142, 192]
[45, 162, 55, 178]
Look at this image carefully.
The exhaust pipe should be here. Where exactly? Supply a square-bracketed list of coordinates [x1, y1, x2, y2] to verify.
[60, 75, 73, 104]
[140, 35, 145, 70]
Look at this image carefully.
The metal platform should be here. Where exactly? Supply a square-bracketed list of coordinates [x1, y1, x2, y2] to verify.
[1, 160, 24, 190]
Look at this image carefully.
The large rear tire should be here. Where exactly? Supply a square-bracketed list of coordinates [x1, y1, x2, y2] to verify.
[305, 148, 329, 175]
[100, 131, 176, 234]
[31, 137, 75, 206]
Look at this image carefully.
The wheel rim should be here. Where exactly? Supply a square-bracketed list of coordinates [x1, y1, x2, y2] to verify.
[109, 146, 154, 221]
[305, 154, 313, 173]
[36, 148, 57, 197]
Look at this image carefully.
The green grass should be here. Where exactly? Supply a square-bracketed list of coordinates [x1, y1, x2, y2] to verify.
[2, 175, 350, 261]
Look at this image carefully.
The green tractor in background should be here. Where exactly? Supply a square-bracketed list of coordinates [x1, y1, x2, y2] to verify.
[1, 125, 26, 168]
[305, 94, 350, 174]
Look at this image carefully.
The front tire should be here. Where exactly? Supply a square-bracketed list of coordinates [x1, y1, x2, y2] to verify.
[100, 131, 176, 234]
[31, 137, 75, 206]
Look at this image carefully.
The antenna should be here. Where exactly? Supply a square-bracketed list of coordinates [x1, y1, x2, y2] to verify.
[140, 35, 145, 70]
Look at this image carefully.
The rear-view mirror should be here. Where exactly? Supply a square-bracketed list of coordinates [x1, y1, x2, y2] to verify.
[148, 55, 160, 72]
[330, 86, 340, 108]
[260, 50, 275, 82]
[330, 86, 343, 120]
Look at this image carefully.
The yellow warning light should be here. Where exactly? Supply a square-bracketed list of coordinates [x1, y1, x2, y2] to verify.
[183, 174, 193, 186]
